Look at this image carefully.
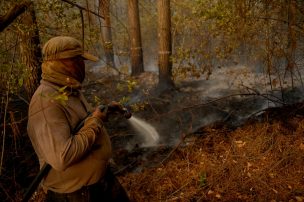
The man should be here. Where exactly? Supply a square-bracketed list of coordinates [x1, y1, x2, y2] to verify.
[27, 36, 129, 201]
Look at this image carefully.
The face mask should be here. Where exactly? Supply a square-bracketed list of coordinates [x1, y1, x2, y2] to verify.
[61, 56, 86, 83]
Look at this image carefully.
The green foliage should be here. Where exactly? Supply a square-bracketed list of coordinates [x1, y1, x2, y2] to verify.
[115, 78, 148, 112]
[118, 96, 130, 105]
[170, 0, 304, 82]
[130, 101, 148, 112]
[0, 0, 303, 95]
[0, 62, 26, 95]
[35, 0, 82, 40]
[49, 86, 69, 106]
[114, 77, 147, 112]
[171, 0, 232, 79]
[127, 79, 137, 92]
[199, 172, 207, 187]
[116, 79, 138, 93]
[93, 95, 102, 106]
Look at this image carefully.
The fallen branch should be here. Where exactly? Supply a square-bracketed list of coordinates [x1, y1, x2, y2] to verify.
[166, 176, 195, 200]
[160, 133, 186, 165]
[159, 118, 195, 165]
[183, 93, 285, 111]
[160, 133, 189, 164]
[146, 92, 286, 123]
[114, 159, 138, 175]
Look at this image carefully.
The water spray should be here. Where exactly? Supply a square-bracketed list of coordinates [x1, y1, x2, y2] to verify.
[128, 116, 160, 147]
[99, 102, 159, 147]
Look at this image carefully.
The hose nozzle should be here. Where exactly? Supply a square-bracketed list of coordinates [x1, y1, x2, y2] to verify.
[121, 107, 132, 119]
[101, 103, 132, 119]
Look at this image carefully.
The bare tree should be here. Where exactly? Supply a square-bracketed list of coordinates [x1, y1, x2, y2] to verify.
[128, 0, 144, 76]
[157, 0, 174, 90]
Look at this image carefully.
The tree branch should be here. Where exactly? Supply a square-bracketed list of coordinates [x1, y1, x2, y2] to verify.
[255, 16, 303, 32]
[61, 0, 104, 19]
[0, 0, 32, 32]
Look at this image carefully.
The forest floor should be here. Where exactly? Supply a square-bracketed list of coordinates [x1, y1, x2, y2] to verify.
[2, 70, 304, 201]
[84, 70, 304, 202]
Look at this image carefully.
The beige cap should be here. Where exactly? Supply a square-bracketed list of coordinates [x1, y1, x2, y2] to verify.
[42, 36, 99, 62]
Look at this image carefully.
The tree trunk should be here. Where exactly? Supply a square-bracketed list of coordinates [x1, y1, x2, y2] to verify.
[0, 0, 31, 32]
[286, 0, 297, 87]
[99, 0, 116, 72]
[157, 0, 174, 90]
[128, 0, 144, 76]
[264, 1, 273, 90]
[19, 2, 42, 99]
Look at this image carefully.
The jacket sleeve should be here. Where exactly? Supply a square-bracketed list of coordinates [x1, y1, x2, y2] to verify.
[35, 102, 103, 171]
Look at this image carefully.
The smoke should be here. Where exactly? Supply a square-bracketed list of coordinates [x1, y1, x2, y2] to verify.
[113, 64, 304, 150]
[153, 64, 304, 146]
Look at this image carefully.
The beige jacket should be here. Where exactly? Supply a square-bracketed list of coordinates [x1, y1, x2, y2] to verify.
[27, 80, 112, 193]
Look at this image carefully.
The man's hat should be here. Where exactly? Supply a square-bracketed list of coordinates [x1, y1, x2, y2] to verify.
[42, 36, 99, 62]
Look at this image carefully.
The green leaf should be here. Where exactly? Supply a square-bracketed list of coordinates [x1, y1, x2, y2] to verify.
[199, 172, 207, 187]
[58, 86, 68, 93]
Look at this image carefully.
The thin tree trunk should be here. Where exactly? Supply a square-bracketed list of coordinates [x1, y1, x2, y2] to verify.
[128, 0, 144, 76]
[157, 0, 174, 90]
[19, 2, 42, 99]
[286, 0, 296, 88]
[264, 1, 273, 90]
[85, 0, 92, 26]
[99, 0, 116, 72]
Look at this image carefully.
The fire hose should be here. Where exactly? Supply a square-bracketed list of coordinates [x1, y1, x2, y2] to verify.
[22, 103, 132, 202]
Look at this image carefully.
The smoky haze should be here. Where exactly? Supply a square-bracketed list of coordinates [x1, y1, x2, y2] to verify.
[121, 64, 304, 148]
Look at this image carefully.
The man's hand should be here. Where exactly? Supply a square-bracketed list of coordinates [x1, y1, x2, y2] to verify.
[92, 101, 130, 121]
[92, 102, 122, 121]
[107, 101, 132, 119]
[92, 107, 108, 122]
[107, 101, 124, 112]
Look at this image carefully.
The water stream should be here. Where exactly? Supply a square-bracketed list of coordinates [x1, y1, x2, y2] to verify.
[128, 116, 160, 147]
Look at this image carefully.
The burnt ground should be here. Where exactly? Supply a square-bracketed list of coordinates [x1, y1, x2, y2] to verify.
[83, 73, 304, 201]
[84, 71, 304, 201]
[1, 71, 304, 201]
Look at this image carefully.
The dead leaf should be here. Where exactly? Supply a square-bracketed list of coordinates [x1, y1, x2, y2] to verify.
[299, 143, 304, 151]
[235, 140, 246, 148]
[215, 193, 221, 198]
[207, 190, 214, 195]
